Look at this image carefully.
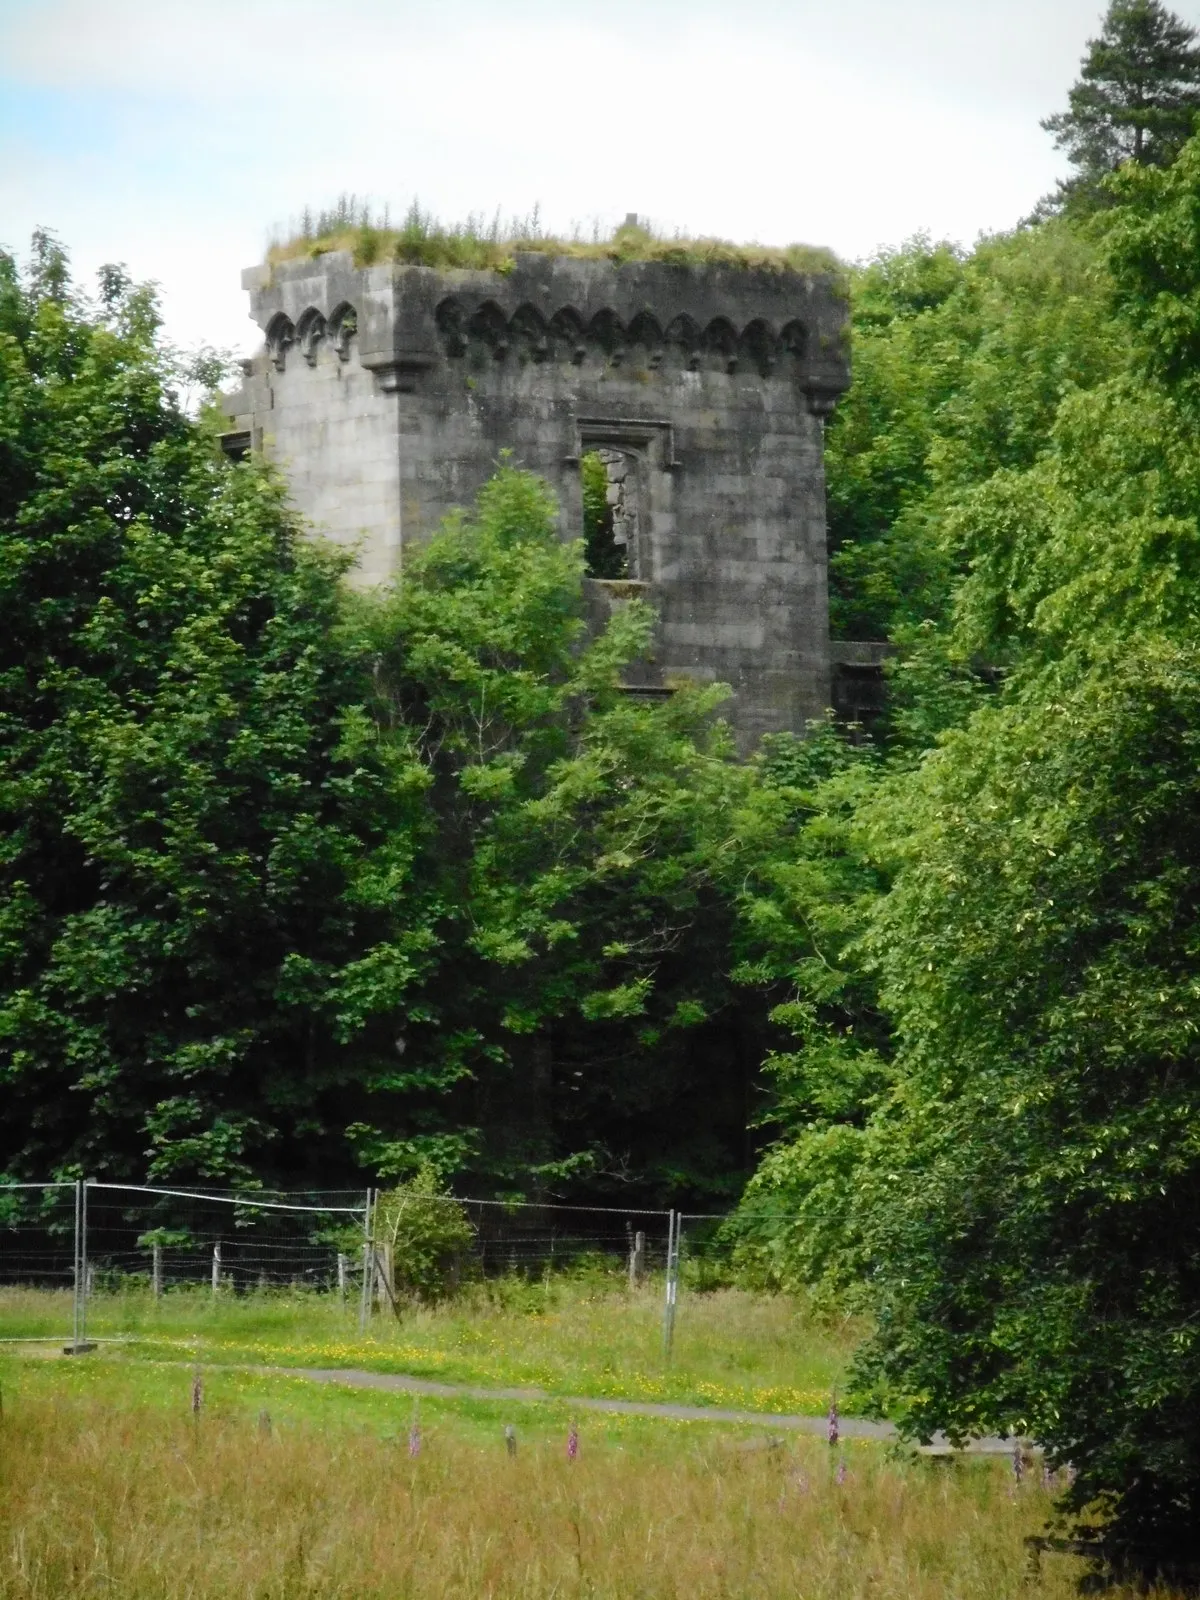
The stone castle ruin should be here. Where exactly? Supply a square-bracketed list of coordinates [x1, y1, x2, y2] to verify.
[221, 246, 852, 744]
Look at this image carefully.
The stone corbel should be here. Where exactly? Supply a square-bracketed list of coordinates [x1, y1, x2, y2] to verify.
[361, 351, 437, 394]
[803, 387, 841, 418]
[802, 360, 849, 418]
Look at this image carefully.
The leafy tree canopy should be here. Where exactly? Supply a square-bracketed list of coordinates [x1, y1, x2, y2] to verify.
[1041, 0, 1200, 213]
[742, 126, 1200, 1572]
[1105, 131, 1200, 394]
[825, 223, 1123, 667]
[0, 232, 427, 1186]
[0, 236, 855, 1206]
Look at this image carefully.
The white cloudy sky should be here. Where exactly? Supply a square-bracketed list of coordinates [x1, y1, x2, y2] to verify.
[3, 0, 1196, 355]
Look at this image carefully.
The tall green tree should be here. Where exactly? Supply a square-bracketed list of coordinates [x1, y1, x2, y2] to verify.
[857, 635, 1200, 1574]
[0, 235, 427, 1186]
[736, 111, 1200, 1575]
[348, 466, 814, 1201]
[1042, 0, 1200, 213]
[824, 223, 1122, 735]
[1106, 130, 1200, 394]
[835, 145, 1200, 1575]
[716, 725, 889, 1295]
[0, 240, 823, 1202]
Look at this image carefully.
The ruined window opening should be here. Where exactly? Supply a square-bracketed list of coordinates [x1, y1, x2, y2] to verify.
[581, 448, 638, 579]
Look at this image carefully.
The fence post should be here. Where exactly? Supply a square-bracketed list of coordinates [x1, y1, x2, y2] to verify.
[152, 1242, 163, 1300]
[374, 1240, 396, 1314]
[663, 1210, 680, 1361]
[629, 1229, 646, 1291]
[358, 1188, 373, 1334]
[337, 1252, 348, 1303]
[211, 1242, 221, 1297]
[82, 1179, 90, 1347]
[71, 1177, 81, 1352]
[66, 1178, 94, 1355]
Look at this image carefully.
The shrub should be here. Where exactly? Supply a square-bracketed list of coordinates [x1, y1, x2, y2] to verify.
[372, 1168, 474, 1303]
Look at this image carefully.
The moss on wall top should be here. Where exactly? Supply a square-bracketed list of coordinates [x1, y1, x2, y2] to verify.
[266, 201, 844, 282]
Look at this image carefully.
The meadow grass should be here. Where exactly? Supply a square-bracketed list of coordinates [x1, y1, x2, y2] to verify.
[0, 1279, 851, 1414]
[0, 1348, 1167, 1600]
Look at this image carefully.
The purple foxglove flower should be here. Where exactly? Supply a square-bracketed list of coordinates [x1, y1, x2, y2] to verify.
[836, 1460, 848, 1486]
[567, 1423, 579, 1460]
[409, 1424, 421, 1458]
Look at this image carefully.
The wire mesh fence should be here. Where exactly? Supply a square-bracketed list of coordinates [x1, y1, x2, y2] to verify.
[85, 1184, 370, 1296]
[677, 1212, 735, 1286]
[0, 1182, 77, 1293]
[457, 1198, 674, 1278]
[0, 1182, 738, 1356]
[0, 1188, 718, 1296]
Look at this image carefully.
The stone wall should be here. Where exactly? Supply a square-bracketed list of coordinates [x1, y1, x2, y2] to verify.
[221, 249, 850, 744]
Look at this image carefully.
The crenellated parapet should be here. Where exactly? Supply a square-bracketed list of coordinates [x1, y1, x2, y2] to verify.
[224, 246, 850, 746]
[239, 251, 847, 405]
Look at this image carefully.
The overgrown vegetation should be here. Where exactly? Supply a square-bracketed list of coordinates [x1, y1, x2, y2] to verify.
[0, 238, 858, 1203]
[727, 7, 1200, 1570]
[265, 197, 843, 281]
[11, 0, 1200, 1576]
[0, 1354, 1098, 1600]
[371, 1168, 474, 1304]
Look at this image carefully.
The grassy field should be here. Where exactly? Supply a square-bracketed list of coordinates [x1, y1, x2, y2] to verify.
[0, 1347, 1162, 1600]
[0, 1278, 851, 1414]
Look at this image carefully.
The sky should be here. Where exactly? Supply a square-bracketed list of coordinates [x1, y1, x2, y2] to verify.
[3, 0, 1198, 356]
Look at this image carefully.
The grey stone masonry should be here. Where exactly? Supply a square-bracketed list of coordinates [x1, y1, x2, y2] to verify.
[221, 249, 850, 745]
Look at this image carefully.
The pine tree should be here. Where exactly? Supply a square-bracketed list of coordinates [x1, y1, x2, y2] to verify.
[1042, 0, 1200, 212]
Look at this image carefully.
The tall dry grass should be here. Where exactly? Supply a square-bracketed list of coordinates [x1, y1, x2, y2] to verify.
[0, 1387, 1174, 1600]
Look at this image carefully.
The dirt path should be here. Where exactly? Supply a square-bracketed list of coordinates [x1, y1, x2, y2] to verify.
[278, 1365, 1016, 1455]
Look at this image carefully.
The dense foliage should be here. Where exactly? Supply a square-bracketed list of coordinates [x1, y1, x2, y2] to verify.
[0, 238, 847, 1204]
[347, 467, 763, 1197]
[736, 94, 1200, 1573]
[0, 235, 415, 1186]
[824, 222, 1123, 648]
[14, 2, 1200, 1565]
[1042, 0, 1200, 214]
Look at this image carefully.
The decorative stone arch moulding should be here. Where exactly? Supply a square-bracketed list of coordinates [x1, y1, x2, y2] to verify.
[295, 307, 326, 366]
[266, 303, 361, 372]
[423, 296, 817, 385]
[265, 311, 295, 371]
[327, 302, 359, 360]
[240, 250, 848, 404]
[548, 306, 587, 363]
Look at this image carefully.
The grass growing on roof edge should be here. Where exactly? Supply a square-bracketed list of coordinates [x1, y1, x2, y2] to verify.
[266, 199, 845, 282]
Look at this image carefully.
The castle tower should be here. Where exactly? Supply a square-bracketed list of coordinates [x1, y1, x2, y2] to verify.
[221, 249, 850, 745]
